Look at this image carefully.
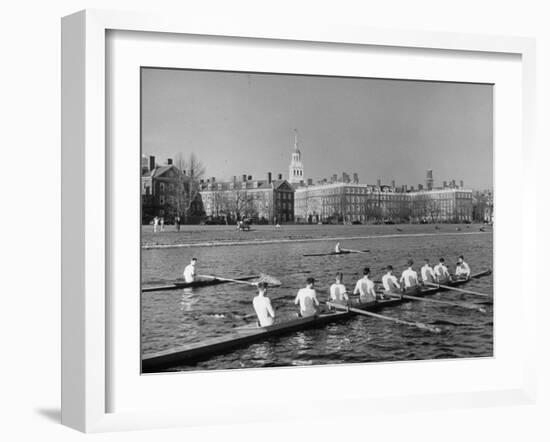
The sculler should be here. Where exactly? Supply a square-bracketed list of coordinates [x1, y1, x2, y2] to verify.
[421, 258, 437, 284]
[334, 242, 342, 253]
[434, 258, 450, 283]
[382, 265, 401, 294]
[294, 277, 320, 317]
[182, 257, 197, 283]
[252, 282, 276, 327]
[400, 259, 419, 292]
[353, 267, 377, 303]
[329, 272, 349, 305]
[455, 255, 471, 279]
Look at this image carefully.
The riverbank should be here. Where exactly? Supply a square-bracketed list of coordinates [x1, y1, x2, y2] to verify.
[142, 223, 491, 249]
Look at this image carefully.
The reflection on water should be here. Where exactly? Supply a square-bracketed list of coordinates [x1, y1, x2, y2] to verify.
[179, 289, 196, 312]
[142, 231, 493, 371]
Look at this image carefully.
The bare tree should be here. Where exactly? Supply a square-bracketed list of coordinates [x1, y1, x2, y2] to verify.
[174, 152, 206, 222]
[426, 199, 442, 223]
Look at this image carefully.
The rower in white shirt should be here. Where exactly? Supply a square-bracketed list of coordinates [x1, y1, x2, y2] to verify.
[353, 267, 377, 303]
[455, 255, 471, 279]
[434, 258, 450, 283]
[400, 259, 419, 292]
[182, 257, 197, 283]
[421, 258, 437, 284]
[252, 282, 275, 327]
[329, 272, 349, 304]
[294, 277, 320, 317]
[334, 242, 342, 253]
[382, 265, 401, 294]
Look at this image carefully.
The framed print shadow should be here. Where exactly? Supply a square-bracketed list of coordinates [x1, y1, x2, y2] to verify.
[61, 9, 536, 433]
[139, 69, 495, 374]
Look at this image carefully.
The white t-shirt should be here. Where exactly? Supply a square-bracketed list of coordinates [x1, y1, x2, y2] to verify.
[183, 263, 196, 283]
[353, 277, 376, 302]
[382, 273, 400, 291]
[434, 263, 450, 280]
[400, 268, 419, 288]
[253, 295, 275, 327]
[421, 264, 436, 283]
[329, 283, 347, 302]
[294, 287, 319, 317]
[456, 261, 471, 277]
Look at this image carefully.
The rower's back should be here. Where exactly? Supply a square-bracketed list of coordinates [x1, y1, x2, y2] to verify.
[296, 287, 318, 317]
[253, 294, 275, 327]
[329, 282, 347, 302]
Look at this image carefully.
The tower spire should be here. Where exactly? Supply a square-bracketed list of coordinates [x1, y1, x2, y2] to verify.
[289, 129, 304, 184]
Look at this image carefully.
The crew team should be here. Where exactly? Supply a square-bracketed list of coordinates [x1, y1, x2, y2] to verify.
[252, 255, 471, 327]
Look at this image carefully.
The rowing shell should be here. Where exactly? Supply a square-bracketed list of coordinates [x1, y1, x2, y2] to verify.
[141, 269, 491, 371]
[303, 249, 370, 257]
[142, 275, 258, 293]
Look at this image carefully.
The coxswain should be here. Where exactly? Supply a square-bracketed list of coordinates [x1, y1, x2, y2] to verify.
[329, 272, 349, 305]
[455, 255, 471, 279]
[182, 257, 197, 283]
[382, 265, 401, 294]
[399, 259, 419, 292]
[353, 267, 377, 303]
[253, 282, 275, 327]
[434, 258, 450, 283]
[294, 277, 320, 317]
[421, 258, 437, 284]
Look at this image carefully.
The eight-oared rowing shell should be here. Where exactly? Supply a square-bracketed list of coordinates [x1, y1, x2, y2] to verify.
[142, 269, 492, 371]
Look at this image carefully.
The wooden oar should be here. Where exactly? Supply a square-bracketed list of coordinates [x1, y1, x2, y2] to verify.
[327, 302, 441, 333]
[199, 273, 282, 287]
[423, 281, 491, 298]
[384, 293, 486, 313]
[341, 248, 370, 254]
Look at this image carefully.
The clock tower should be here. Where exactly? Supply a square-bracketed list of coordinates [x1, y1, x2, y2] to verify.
[288, 130, 304, 184]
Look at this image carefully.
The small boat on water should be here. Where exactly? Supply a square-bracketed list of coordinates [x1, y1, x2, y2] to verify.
[142, 269, 491, 371]
[303, 249, 370, 257]
[142, 275, 259, 293]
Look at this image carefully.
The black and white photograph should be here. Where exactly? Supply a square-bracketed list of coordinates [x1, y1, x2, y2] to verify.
[140, 68, 494, 373]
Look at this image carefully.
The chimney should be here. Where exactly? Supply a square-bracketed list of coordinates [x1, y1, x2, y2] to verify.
[242, 174, 247, 182]
[149, 155, 155, 171]
[307, 178, 313, 186]
[377, 179, 381, 187]
[211, 177, 215, 183]
[353, 173, 359, 184]
[451, 179, 456, 187]
[391, 180, 395, 188]
[460, 180, 464, 188]
[418, 184, 423, 190]
[267, 172, 272, 184]
[248, 175, 252, 181]
[233, 176, 237, 182]
[278, 173, 282, 180]
[167, 158, 173, 165]
[443, 180, 447, 188]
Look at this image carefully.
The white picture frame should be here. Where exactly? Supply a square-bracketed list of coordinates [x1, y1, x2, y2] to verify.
[61, 9, 536, 433]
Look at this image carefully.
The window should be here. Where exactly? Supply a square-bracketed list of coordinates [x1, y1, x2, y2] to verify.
[159, 196, 165, 205]
[159, 183, 164, 193]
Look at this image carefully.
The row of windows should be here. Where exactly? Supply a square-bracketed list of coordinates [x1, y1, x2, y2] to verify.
[277, 192, 293, 200]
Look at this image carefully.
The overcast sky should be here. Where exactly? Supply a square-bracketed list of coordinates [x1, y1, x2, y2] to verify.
[141, 68, 493, 190]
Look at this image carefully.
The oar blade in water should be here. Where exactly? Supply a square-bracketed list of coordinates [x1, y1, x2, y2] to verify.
[255, 273, 282, 286]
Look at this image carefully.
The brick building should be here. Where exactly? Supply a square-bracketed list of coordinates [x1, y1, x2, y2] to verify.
[200, 173, 295, 224]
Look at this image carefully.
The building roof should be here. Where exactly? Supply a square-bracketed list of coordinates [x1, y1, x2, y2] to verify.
[200, 178, 294, 192]
[142, 165, 190, 181]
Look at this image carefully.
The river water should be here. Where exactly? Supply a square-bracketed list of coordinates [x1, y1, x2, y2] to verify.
[141, 230, 493, 372]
